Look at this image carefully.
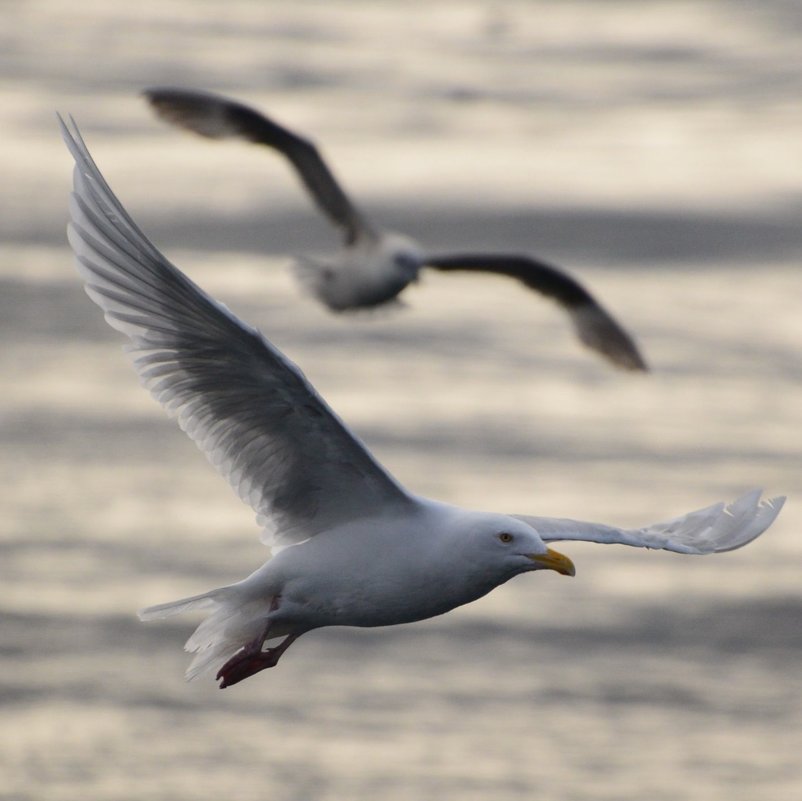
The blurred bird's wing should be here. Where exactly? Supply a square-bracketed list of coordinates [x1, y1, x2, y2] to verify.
[144, 87, 376, 246]
[513, 490, 784, 554]
[424, 252, 647, 371]
[61, 115, 412, 551]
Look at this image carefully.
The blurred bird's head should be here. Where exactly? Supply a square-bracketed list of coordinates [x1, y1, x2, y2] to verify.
[378, 231, 424, 286]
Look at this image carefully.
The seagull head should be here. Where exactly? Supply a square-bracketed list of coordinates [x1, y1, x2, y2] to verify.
[449, 511, 576, 588]
[379, 231, 424, 286]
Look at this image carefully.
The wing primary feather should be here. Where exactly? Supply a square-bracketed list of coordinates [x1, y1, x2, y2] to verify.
[59, 113, 411, 551]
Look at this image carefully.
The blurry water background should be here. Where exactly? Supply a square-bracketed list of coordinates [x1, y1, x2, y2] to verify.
[1, 2, 800, 799]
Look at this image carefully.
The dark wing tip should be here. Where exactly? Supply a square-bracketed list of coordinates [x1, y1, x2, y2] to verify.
[143, 87, 237, 140]
[572, 302, 649, 372]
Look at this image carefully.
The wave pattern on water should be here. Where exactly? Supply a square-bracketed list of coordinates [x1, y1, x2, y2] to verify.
[2, 2, 801, 800]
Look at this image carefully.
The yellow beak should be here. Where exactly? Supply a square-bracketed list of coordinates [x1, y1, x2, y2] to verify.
[527, 547, 576, 576]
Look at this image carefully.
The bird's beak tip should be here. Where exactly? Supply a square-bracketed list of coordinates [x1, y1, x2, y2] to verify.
[527, 547, 576, 577]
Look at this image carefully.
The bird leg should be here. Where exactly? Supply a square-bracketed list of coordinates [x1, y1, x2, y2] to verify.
[215, 596, 302, 688]
[216, 631, 301, 688]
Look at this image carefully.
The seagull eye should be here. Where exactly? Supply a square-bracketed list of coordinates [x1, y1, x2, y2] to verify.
[498, 532, 514, 544]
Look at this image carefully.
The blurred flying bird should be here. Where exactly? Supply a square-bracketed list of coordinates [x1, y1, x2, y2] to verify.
[62, 117, 783, 688]
[145, 87, 647, 372]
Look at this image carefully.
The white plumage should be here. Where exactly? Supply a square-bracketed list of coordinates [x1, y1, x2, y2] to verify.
[61, 116, 784, 688]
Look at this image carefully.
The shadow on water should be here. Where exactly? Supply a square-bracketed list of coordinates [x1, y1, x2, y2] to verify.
[4, 406, 798, 470]
[8, 203, 802, 268]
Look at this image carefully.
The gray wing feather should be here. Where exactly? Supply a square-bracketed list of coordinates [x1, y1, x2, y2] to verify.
[513, 490, 784, 555]
[60, 115, 411, 550]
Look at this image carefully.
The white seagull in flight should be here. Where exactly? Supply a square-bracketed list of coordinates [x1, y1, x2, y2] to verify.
[144, 87, 647, 372]
[61, 116, 783, 689]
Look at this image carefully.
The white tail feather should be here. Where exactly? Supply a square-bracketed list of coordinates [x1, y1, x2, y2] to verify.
[138, 589, 223, 621]
[139, 585, 275, 680]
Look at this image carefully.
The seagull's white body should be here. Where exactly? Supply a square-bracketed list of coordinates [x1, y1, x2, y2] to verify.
[241, 504, 550, 632]
[61, 117, 785, 689]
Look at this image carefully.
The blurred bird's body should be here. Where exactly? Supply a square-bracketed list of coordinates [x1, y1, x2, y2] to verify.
[145, 87, 648, 371]
[295, 231, 422, 311]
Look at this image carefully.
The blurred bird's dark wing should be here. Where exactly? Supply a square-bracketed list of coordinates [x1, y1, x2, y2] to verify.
[424, 252, 648, 371]
[144, 87, 375, 246]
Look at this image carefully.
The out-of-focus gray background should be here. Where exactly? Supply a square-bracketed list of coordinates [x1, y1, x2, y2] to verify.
[1, 2, 800, 800]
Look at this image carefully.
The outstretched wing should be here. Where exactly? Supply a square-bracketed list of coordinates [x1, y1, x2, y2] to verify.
[424, 252, 647, 372]
[513, 490, 784, 554]
[60, 115, 411, 550]
[144, 87, 375, 246]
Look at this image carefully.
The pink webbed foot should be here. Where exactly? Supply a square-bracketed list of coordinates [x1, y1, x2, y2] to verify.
[216, 650, 280, 688]
[216, 634, 300, 689]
